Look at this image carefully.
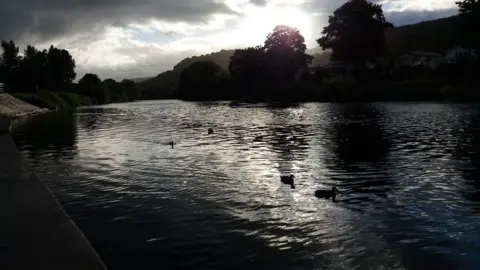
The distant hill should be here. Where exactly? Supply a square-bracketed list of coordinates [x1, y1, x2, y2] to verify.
[136, 48, 332, 98]
[131, 77, 154, 83]
[173, 49, 235, 72]
[136, 50, 235, 99]
[137, 15, 462, 99]
[385, 15, 461, 56]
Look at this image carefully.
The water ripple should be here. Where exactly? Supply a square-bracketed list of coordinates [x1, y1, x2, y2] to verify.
[11, 101, 480, 270]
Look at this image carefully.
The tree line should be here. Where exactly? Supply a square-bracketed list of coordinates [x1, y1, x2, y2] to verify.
[177, 0, 480, 101]
[0, 41, 140, 105]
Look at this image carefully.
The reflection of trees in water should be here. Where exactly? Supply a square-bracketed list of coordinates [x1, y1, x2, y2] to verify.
[265, 109, 310, 175]
[453, 111, 480, 208]
[78, 112, 105, 133]
[77, 107, 130, 133]
[324, 104, 393, 203]
[12, 112, 77, 160]
[329, 104, 390, 167]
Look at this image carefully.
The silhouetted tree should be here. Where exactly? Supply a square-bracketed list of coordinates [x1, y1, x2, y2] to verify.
[45, 46, 76, 91]
[16, 46, 48, 92]
[264, 25, 313, 81]
[121, 79, 140, 100]
[78, 73, 109, 104]
[229, 46, 266, 84]
[178, 60, 230, 100]
[456, 0, 480, 49]
[0, 40, 21, 89]
[0, 42, 78, 93]
[317, 0, 393, 68]
[136, 70, 180, 99]
[103, 79, 128, 103]
[0, 39, 135, 105]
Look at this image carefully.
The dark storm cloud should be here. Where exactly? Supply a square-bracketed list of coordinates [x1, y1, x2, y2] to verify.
[0, 0, 236, 43]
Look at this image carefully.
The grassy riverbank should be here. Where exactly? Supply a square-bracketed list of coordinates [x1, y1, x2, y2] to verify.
[12, 90, 94, 110]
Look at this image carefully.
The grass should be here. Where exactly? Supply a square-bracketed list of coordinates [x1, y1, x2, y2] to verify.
[56, 92, 95, 107]
[12, 90, 93, 110]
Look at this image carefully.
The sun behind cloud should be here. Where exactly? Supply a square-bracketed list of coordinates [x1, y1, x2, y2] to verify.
[239, 5, 313, 46]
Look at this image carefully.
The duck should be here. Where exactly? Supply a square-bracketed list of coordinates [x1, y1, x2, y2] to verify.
[315, 186, 342, 201]
[168, 141, 175, 148]
[208, 128, 214, 135]
[280, 174, 295, 189]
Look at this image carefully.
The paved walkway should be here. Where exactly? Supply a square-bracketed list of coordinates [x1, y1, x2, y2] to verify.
[0, 134, 106, 270]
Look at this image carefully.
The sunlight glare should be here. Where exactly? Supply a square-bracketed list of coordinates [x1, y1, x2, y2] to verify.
[240, 6, 312, 46]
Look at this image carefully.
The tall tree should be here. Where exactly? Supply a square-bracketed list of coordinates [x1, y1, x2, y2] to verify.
[0, 40, 21, 89]
[178, 61, 230, 100]
[456, 0, 480, 48]
[121, 79, 140, 100]
[229, 46, 266, 84]
[45, 45, 76, 91]
[263, 25, 313, 80]
[17, 46, 47, 92]
[78, 73, 109, 104]
[103, 79, 128, 102]
[317, 0, 393, 67]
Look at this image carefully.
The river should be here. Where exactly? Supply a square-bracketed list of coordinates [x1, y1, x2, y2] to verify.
[11, 101, 480, 270]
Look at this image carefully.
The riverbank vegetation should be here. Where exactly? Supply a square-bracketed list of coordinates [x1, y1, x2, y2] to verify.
[0, 42, 140, 109]
[138, 0, 479, 103]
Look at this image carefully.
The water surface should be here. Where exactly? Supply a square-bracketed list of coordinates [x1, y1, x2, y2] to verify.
[11, 101, 480, 270]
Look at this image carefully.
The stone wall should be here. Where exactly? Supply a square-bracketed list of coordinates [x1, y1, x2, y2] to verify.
[0, 134, 107, 269]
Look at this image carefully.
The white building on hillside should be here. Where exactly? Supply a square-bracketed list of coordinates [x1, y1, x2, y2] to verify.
[445, 46, 478, 64]
[393, 51, 445, 69]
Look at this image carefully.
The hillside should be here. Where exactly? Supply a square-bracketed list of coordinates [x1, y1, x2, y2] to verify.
[131, 77, 154, 83]
[173, 49, 235, 72]
[137, 15, 461, 99]
[136, 70, 179, 99]
[385, 15, 461, 56]
[136, 49, 332, 99]
[136, 50, 235, 99]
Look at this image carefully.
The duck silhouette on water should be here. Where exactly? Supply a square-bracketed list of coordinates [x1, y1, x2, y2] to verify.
[315, 186, 343, 202]
[280, 174, 295, 189]
[168, 141, 175, 148]
[208, 128, 214, 135]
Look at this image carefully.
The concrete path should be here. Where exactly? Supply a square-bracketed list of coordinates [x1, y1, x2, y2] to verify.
[0, 134, 107, 270]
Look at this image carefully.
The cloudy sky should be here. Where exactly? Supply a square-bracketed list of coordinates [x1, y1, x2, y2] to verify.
[0, 0, 458, 81]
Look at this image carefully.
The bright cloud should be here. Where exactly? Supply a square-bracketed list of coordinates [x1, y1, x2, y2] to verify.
[379, 0, 458, 11]
[0, 0, 459, 81]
